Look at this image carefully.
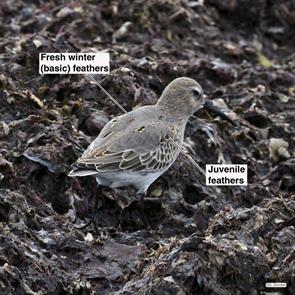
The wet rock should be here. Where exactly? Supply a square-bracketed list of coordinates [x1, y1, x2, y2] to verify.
[83, 110, 109, 136]
[269, 138, 290, 162]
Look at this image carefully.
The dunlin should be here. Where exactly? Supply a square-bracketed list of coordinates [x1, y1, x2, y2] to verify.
[69, 77, 235, 226]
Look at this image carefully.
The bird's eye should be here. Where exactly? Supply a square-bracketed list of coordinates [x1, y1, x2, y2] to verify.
[193, 88, 201, 97]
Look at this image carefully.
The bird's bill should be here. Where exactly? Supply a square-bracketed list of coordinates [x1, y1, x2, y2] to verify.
[203, 101, 236, 126]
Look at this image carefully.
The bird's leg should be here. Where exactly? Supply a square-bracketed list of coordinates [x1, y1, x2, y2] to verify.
[92, 195, 100, 233]
[117, 190, 152, 230]
[75, 188, 101, 233]
[138, 192, 151, 229]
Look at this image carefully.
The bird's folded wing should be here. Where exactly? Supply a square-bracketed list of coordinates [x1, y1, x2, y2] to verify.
[70, 121, 179, 175]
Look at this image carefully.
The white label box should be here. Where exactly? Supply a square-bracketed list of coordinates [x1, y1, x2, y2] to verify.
[39, 52, 110, 74]
[206, 164, 247, 186]
[265, 282, 287, 288]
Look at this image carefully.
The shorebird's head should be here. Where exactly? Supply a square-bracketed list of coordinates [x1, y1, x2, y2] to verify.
[157, 77, 235, 125]
[157, 77, 204, 118]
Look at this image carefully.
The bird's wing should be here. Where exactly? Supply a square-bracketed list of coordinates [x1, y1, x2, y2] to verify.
[69, 114, 180, 175]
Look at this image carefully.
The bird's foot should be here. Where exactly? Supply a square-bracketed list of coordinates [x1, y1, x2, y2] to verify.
[74, 195, 101, 233]
[74, 211, 100, 233]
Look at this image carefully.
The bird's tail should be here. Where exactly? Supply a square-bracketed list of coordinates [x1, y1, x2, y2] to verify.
[68, 163, 98, 177]
[68, 169, 98, 177]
